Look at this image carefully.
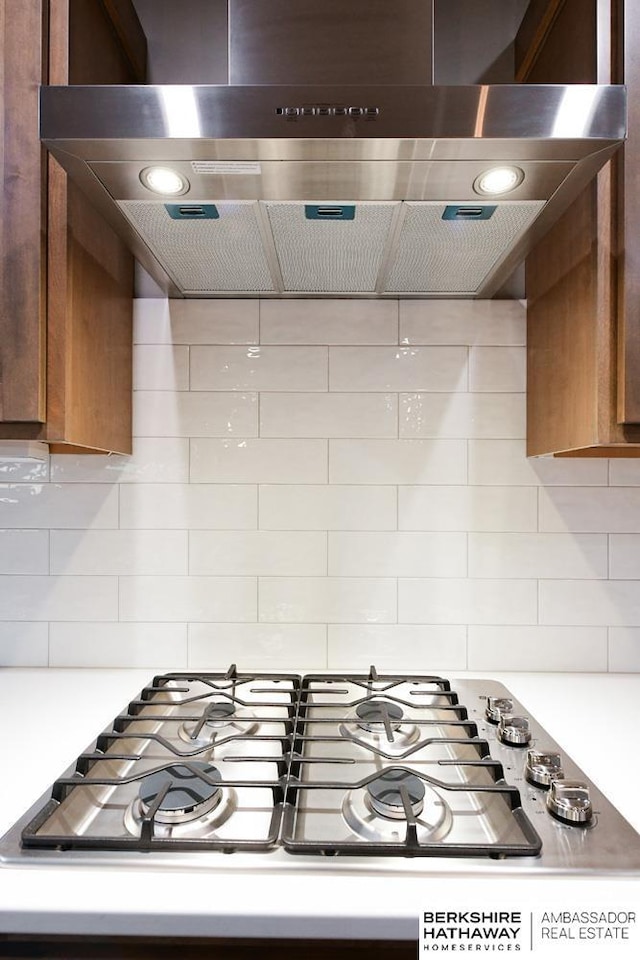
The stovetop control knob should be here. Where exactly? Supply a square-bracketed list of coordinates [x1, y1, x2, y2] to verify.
[497, 714, 531, 747]
[546, 780, 593, 825]
[525, 749, 564, 788]
[485, 697, 513, 724]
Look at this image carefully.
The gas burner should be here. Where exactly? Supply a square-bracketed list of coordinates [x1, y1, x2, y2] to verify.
[342, 770, 452, 844]
[124, 762, 236, 838]
[339, 698, 420, 755]
[178, 699, 258, 748]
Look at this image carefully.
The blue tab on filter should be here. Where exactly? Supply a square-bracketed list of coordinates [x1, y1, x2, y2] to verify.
[305, 205, 355, 220]
[442, 205, 496, 220]
[165, 204, 220, 220]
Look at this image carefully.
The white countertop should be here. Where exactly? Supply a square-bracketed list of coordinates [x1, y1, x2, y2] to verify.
[1, 668, 640, 949]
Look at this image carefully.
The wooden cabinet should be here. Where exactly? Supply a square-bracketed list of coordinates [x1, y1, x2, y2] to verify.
[517, 0, 640, 456]
[0, 0, 146, 454]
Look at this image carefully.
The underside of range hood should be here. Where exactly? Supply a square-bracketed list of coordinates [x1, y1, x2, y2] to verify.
[39, 1, 626, 299]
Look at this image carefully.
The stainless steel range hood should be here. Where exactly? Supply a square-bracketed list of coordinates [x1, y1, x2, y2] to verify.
[39, 0, 626, 299]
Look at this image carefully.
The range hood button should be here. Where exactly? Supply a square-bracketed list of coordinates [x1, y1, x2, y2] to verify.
[547, 780, 593, 825]
[525, 749, 564, 788]
[485, 697, 513, 724]
[497, 715, 531, 747]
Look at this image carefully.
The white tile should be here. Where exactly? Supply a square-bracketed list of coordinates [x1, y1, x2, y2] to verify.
[329, 439, 466, 485]
[259, 577, 397, 623]
[328, 625, 467, 670]
[328, 532, 466, 577]
[120, 484, 257, 530]
[189, 531, 327, 576]
[51, 530, 188, 576]
[468, 626, 607, 671]
[329, 346, 467, 392]
[119, 576, 256, 622]
[0, 622, 49, 666]
[0, 576, 117, 621]
[49, 623, 188, 668]
[188, 623, 327, 669]
[133, 345, 189, 391]
[540, 580, 640, 626]
[609, 535, 640, 578]
[609, 461, 640, 485]
[468, 533, 607, 579]
[190, 346, 328, 391]
[609, 628, 640, 671]
[399, 486, 537, 532]
[191, 439, 327, 483]
[133, 391, 258, 438]
[134, 298, 259, 344]
[260, 393, 397, 439]
[400, 393, 525, 439]
[400, 300, 526, 345]
[0, 459, 49, 482]
[0, 530, 49, 574]
[260, 299, 398, 345]
[50, 438, 189, 483]
[539, 487, 640, 532]
[259, 485, 397, 531]
[469, 346, 526, 392]
[0, 484, 119, 528]
[399, 578, 537, 624]
[468, 440, 609, 486]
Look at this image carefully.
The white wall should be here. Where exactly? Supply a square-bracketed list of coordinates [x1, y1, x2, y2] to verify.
[1, 298, 640, 672]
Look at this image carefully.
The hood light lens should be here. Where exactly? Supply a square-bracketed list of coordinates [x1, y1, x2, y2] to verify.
[473, 166, 524, 196]
[140, 166, 189, 196]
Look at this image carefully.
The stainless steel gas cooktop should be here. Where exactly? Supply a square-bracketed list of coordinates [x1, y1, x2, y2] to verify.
[2, 667, 639, 874]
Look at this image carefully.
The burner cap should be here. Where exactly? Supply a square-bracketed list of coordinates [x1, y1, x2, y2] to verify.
[366, 769, 425, 820]
[139, 762, 221, 814]
[205, 701, 235, 723]
[355, 699, 403, 726]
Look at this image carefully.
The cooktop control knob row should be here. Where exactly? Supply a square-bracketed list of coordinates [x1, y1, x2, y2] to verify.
[497, 715, 531, 747]
[485, 697, 513, 724]
[525, 749, 564, 787]
[546, 780, 593, 825]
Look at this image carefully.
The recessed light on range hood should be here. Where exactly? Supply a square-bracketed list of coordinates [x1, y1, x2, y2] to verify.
[473, 166, 525, 197]
[140, 166, 190, 196]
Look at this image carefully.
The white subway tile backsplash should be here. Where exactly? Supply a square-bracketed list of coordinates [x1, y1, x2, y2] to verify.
[399, 485, 536, 532]
[259, 485, 397, 531]
[540, 580, 640, 626]
[260, 299, 398, 345]
[468, 533, 607, 579]
[133, 391, 258, 438]
[134, 298, 259, 344]
[328, 624, 467, 670]
[539, 487, 640, 532]
[468, 440, 608, 486]
[329, 439, 466, 485]
[468, 347, 526, 392]
[50, 530, 188, 576]
[191, 439, 327, 483]
[0, 576, 117, 621]
[0, 484, 119, 528]
[0, 622, 49, 666]
[609, 461, 640, 486]
[133, 345, 189, 391]
[329, 346, 467, 392]
[259, 577, 397, 623]
[0, 530, 49, 574]
[49, 623, 188, 668]
[120, 484, 257, 530]
[328, 532, 466, 577]
[119, 576, 256, 622]
[609, 628, 640, 671]
[188, 623, 327, 669]
[191, 346, 328, 392]
[51, 438, 189, 483]
[260, 393, 397, 439]
[400, 393, 525, 439]
[190, 531, 326, 576]
[610, 535, 640, 578]
[0, 459, 49, 482]
[468, 626, 607, 671]
[399, 578, 537, 624]
[400, 300, 525, 346]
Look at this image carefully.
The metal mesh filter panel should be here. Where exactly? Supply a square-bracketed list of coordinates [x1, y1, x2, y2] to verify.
[385, 202, 546, 294]
[266, 202, 398, 292]
[118, 201, 275, 292]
